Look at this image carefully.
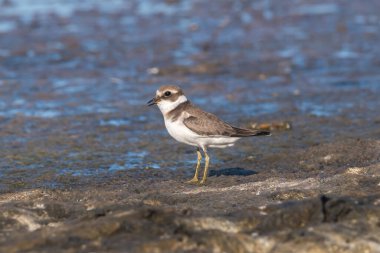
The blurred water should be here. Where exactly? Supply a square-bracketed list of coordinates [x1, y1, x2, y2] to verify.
[293, 3, 339, 16]
[1, 0, 126, 19]
[0, 0, 378, 119]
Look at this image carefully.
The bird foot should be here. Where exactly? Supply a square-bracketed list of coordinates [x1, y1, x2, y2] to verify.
[199, 179, 207, 185]
[186, 177, 199, 184]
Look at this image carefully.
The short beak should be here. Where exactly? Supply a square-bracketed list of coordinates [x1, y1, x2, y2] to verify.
[147, 97, 158, 106]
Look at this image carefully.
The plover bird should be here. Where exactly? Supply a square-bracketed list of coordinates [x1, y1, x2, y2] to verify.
[147, 85, 270, 185]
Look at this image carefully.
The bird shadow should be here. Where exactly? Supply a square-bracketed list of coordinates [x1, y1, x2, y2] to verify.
[209, 167, 257, 177]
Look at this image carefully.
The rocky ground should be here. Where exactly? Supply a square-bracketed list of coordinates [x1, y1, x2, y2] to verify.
[0, 0, 380, 252]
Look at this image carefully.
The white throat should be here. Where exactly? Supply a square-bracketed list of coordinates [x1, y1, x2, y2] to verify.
[157, 95, 187, 115]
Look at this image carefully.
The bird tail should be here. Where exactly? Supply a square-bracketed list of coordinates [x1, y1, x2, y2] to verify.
[230, 127, 271, 137]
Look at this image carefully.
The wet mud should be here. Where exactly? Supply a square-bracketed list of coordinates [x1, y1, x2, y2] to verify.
[0, 0, 380, 252]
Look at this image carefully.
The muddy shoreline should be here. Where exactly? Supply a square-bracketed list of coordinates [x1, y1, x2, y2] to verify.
[1, 0, 380, 252]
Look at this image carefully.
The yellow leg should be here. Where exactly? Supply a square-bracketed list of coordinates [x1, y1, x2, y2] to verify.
[199, 150, 210, 185]
[187, 148, 202, 183]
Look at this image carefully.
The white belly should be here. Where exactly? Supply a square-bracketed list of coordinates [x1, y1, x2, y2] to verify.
[164, 118, 241, 149]
[164, 118, 199, 147]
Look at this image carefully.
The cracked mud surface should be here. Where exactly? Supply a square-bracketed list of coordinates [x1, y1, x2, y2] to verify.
[0, 0, 380, 252]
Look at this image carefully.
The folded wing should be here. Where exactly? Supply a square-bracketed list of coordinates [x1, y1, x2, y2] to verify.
[183, 105, 270, 137]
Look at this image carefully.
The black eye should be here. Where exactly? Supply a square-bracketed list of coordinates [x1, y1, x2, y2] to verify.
[164, 91, 171, 97]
